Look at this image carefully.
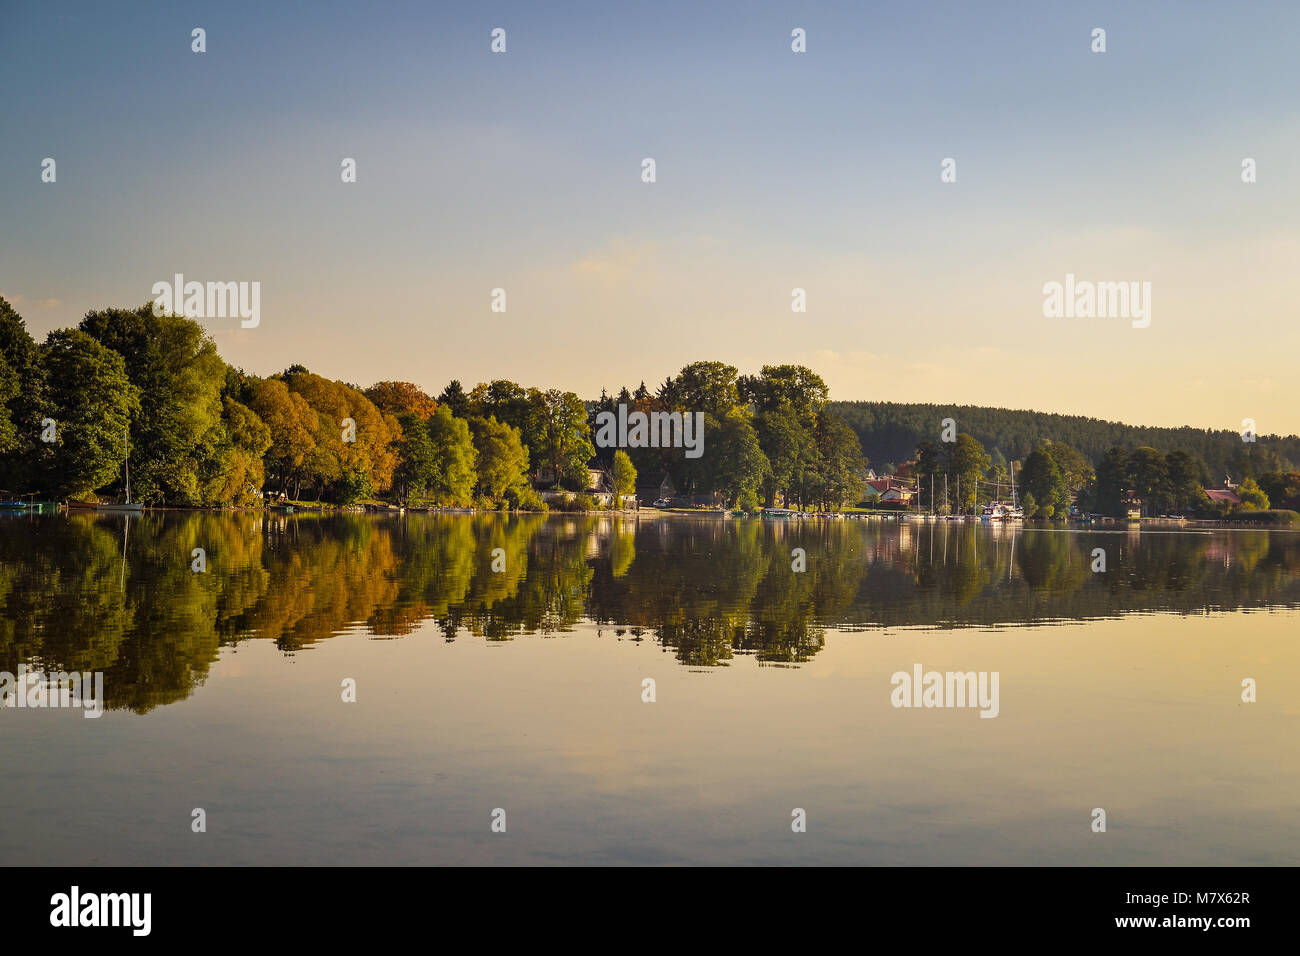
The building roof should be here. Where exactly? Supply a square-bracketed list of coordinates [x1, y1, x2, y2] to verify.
[866, 477, 911, 494]
[1204, 488, 1240, 503]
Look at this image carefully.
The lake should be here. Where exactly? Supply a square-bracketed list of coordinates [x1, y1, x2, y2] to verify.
[1, 512, 1297, 865]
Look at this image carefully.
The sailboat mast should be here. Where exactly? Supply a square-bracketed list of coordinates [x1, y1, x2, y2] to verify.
[124, 424, 131, 505]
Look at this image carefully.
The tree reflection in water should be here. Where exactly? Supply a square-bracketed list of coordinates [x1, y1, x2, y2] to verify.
[2, 513, 1298, 712]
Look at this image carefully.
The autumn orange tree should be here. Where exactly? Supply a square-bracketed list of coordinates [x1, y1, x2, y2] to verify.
[364, 381, 438, 421]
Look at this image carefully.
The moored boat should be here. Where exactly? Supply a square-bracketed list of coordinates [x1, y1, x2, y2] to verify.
[94, 424, 144, 512]
[981, 502, 1006, 521]
[96, 501, 144, 513]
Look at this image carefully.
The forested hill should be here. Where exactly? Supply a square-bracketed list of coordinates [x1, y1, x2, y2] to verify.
[828, 401, 1300, 477]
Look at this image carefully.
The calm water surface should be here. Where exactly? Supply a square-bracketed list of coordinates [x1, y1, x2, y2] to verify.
[1, 513, 1297, 865]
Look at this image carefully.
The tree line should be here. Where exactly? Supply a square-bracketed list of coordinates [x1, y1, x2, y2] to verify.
[7, 295, 1289, 516]
[0, 299, 870, 509]
[833, 400, 1299, 483]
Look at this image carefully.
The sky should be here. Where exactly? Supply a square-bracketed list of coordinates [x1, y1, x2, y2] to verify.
[2, 0, 1298, 435]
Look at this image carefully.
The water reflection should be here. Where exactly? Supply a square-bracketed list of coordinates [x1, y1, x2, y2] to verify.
[1, 513, 1298, 713]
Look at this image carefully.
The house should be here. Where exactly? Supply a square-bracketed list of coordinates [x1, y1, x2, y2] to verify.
[864, 468, 877, 482]
[866, 476, 912, 495]
[1202, 476, 1240, 507]
[879, 487, 915, 508]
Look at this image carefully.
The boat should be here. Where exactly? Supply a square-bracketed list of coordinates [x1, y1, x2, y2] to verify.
[981, 502, 1006, 521]
[96, 424, 144, 513]
[760, 507, 796, 518]
[96, 501, 143, 513]
[0, 490, 45, 510]
[652, 498, 672, 508]
[1004, 465, 1024, 521]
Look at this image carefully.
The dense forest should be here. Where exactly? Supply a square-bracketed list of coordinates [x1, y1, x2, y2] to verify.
[831, 400, 1300, 482]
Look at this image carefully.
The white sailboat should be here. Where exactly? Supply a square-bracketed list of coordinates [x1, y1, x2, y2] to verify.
[1005, 464, 1024, 520]
[97, 424, 144, 513]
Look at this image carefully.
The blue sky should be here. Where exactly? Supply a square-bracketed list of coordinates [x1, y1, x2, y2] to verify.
[3, 1, 1298, 431]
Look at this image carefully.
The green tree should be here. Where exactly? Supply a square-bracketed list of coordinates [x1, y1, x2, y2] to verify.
[948, 433, 991, 514]
[200, 397, 272, 505]
[1021, 447, 1067, 519]
[756, 406, 813, 507]
[337, 467, 375, 505]
[738, 365, 828, 416]
[1236, 477, 1270, 511]
[391, 412, 435, 506]
[1093, 446, 1130, 518]
[707, 410, 770, 507]
[528, 388, 595, 488]
[1230, 442, 1283, 480]
[1164, 450, 1204, 512]
[468, 380, 532, 436]
[469, 415, 530, 500]
[1042, 441, 1093, 495]
[80, 306, 227, 504]
[669, 361, 743, 419]
[0, 297, 48, 492]
[425, 406, 477, 506]
[1257, 471, 1300, 510]
[0, 350, 17, 456]
[1128, 446, 1169, 517]
[437, 380, 470, 418]
[612, 449, 638, 500]
[40, 329, 139, 499]
[810, 411, 867, 509]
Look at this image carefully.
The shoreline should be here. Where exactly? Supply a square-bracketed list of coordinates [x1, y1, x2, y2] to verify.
[8, 503, 1295, 529]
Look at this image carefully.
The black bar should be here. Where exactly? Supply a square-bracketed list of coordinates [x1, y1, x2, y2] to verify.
[11, 866, 1279, 940]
